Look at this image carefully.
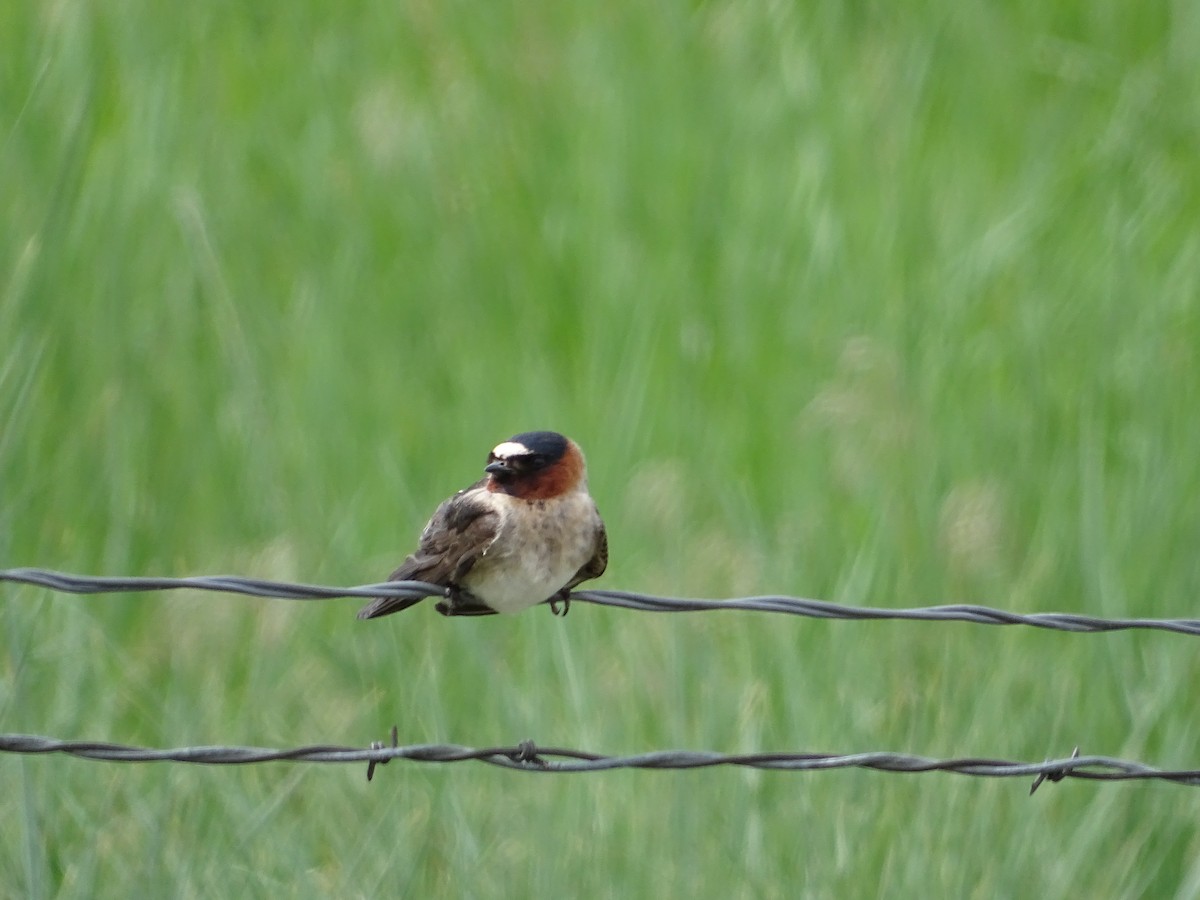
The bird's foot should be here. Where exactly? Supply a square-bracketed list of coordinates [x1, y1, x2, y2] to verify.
[548, 587, 571, 617]
[436, 587, 498, 617]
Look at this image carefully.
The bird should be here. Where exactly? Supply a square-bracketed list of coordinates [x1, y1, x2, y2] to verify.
[357, 431, 607, 619]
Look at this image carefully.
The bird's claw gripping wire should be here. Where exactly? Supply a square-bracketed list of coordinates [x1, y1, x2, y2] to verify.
[548, 588, 571, 617]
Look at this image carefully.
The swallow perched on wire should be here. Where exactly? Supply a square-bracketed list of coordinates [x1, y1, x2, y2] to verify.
[357, 431, 607, 619]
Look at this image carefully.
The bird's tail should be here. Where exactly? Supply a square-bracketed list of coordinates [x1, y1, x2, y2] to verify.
[356, 593, 426, 619]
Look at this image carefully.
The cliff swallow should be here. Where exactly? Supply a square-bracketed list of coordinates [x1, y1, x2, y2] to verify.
[357, 431, 607, 619]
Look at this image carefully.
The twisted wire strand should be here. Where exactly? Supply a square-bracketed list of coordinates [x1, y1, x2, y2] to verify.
[3, 733, 1198, 787]
[3, 567, 1200, 636]
[6, 569, 1199, 789]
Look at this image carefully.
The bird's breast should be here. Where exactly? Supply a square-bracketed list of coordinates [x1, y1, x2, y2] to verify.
[462, 492, 600, 613]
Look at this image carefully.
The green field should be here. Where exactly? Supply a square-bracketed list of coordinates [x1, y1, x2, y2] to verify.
[4, 0, 1200, 896]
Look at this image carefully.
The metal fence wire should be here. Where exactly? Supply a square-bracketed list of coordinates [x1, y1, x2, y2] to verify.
[4, 567, 1199, 789]
[4, 567, 1200, 635]
[3, 733, 1198, 790]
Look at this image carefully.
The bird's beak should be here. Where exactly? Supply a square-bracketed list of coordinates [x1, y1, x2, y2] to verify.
[485, 460, 511, 475]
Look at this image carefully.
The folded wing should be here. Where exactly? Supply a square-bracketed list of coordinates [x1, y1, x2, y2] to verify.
[357, 483, 499, 619]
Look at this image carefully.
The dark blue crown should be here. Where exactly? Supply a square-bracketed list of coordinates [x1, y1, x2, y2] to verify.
[508, 431, 568, 460]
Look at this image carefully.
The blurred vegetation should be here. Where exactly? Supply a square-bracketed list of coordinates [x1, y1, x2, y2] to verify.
[3, 0, 1200, 896]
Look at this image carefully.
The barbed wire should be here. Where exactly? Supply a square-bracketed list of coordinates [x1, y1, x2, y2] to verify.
[3, 732, 1198, 790]
[6, 569, 1199, 792]
[3, 567, 1199, 636]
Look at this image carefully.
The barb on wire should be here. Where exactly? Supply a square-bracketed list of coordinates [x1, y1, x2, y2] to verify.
[1031, 746, 1081, 795]
[3, 732, 1199, 788]
[3, 567, 1198, 636]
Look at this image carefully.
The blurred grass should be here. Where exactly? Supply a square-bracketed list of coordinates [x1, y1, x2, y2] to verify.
[4, 0, 1200, 896]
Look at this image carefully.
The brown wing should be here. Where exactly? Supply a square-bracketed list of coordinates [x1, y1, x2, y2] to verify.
[564, 518, 607, 591]
[357, 482, 499, 619]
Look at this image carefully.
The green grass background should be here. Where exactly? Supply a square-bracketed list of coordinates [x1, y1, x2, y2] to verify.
[4, 0, 1200, 896]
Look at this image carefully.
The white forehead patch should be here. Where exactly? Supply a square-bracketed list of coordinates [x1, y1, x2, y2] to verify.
[491, 441, 532, 459]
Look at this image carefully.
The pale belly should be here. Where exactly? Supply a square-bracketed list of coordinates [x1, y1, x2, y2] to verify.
[460, 498, 598, 614]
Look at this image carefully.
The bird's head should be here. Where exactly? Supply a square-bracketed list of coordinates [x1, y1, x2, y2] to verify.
[483, 431, 587, 500]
